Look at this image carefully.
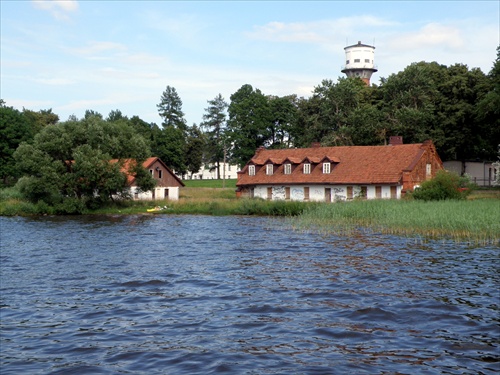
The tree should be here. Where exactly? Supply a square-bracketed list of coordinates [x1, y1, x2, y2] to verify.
[107, 109, 127, 122]
[267, 95, 298, 148]
[84, 109, 103, 120]
[474, 46, 500, 161]
[0, 104, 35, 185]
[151, 125, 187, 175]
[22, 108, 59, 134]
[157, 85, 187, 131]
[185, 125, 206, 178]
[436, 64, 491, 160]
[14, 117, 155, 211]
[227, 84, 272, 167]
[201, 94, 228, 178]
[378, 62, 442, 146]
[294, 78, 367, 147]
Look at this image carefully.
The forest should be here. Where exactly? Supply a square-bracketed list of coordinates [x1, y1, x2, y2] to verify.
[1, 48, 499, 208]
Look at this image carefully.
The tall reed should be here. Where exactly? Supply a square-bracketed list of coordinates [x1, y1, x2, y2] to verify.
[292, 199, 499, 245]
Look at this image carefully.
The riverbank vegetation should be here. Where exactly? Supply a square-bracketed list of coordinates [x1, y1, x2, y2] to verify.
[292, 198, 499, 245]
[1, 183, 498, 245]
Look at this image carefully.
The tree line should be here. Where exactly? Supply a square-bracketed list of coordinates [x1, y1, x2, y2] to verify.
[1, 48, 499, 202]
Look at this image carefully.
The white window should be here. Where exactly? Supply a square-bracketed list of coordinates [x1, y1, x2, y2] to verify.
[149, 169, 154, 176]
[266, 164, 273, 175]
[248, 165, 255, 176]
[426, 163, 432, 177]
[303, 163, 311, 174]
[284, 163, 291, 175]
[354, 59, 360, 63]
[323, 163, 331, 174]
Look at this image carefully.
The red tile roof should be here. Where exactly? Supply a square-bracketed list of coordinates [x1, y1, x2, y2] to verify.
[111, 157, 184, 186]
[237, 143, 436, 186]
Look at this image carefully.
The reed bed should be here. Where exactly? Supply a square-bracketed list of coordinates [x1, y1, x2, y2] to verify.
[292, 199, 500, 245]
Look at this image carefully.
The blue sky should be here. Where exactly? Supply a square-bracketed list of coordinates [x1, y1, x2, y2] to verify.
[1, 1, 498, 127]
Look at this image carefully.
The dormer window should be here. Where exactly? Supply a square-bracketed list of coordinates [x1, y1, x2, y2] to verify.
[266, 164, 273, 175]
[248, 165, 255, 176]
[303, 163, 311, 174]
[323, 162, 331, 174]
[284, 163, 291, 175]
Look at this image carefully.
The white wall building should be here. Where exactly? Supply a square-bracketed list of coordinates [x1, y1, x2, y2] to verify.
[444, 160, 498, 187]
[187, 163, 240, 180]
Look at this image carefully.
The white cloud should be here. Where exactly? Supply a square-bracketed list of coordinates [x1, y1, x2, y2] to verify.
[35, 77, 75, 85]
[32, 0, 79, 21]
[247, 16, 395, 45]
[391, 23, 464, 50]
[71, 41, 127, 59]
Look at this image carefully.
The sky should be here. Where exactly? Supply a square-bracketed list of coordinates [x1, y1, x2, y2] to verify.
[1, 0, 498, 127]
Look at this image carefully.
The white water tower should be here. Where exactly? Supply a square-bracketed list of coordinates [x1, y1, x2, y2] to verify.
[341, 41, 377, 85]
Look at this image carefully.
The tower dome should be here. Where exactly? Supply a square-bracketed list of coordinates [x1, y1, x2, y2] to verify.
[341, 41, 377, 85]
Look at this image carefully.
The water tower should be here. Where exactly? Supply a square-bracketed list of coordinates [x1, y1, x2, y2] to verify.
[341, 41, 377, 85]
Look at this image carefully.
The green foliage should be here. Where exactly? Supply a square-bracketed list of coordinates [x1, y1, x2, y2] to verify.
[13, 116, 154, 210]
[152, 125, 187, 174]
[227, 84, 272, 167]
[234, 199, 309, 216]
[201, 94, 228, 178]
[0, 105, 35, 185]
[185, 125, 206, 176]
[157, 85, 187, 131]
[411, 170, 474, 201]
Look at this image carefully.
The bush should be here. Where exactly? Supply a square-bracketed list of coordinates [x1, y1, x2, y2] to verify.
[53, 198, 87, 215]
[411, 170, 474, 201]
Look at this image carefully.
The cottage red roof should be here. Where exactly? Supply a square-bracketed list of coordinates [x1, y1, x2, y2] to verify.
[111, 157, 184, 187]
[237, 142, 438, 186]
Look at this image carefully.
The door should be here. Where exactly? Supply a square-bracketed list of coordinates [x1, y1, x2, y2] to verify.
[347, 186, 353, 200]
[390, 186, 397, 199]
[325, 188, 331, 202]
[267, 187, 272, 200]
[164, 188, 169, 199]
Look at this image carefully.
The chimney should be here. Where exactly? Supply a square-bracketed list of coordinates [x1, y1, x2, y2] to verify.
[389, 136, 403, 145]
[255, 146, 265, 154]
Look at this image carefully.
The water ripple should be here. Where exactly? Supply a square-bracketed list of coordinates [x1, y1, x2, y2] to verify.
[1, 215, 498, 374]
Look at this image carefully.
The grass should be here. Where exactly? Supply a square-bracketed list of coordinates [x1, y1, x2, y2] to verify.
[182, 179, 237, 189]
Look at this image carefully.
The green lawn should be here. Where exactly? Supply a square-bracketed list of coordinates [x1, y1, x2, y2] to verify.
[182, 179, 237, 189]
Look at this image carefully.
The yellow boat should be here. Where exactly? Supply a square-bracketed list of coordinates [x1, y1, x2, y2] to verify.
[147, 206, 162, 212]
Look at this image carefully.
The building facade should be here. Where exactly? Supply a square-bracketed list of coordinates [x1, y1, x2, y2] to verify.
[185, 162, 240, 180]
[443, 160, 498, 187]
[125, 157, 185, 200]
[236, 137, 443, 202]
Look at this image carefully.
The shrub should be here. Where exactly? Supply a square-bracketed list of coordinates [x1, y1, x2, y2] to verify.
[411, 170, 474, 201]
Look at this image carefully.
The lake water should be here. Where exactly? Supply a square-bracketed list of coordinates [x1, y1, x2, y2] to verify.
[0, 215, 498, 374]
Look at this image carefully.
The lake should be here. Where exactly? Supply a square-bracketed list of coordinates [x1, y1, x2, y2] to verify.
[0, 215, 498, 374]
